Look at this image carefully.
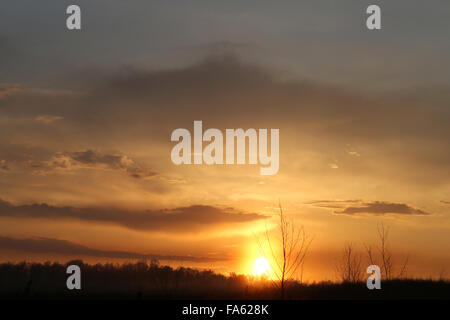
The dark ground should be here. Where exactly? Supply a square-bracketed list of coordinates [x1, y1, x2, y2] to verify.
[0, 260, 449, 300]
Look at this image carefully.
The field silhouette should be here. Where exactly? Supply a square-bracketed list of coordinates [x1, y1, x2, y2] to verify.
[0, 260, 448, 300]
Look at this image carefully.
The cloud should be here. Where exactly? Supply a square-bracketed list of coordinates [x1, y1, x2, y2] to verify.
[34, 115, 63, 124]
[0, 200, 266, 232]
[0, 84, 20, 99]
[306, 200, 430, 216]
[0, 160, 9, 172]
[37, 150, 157, 179]
[1, 54, 450, 204]
[304, 199, 361, 209]
[335, 201, 430, 216]
[0, 236, 220, 262]
[4, 55, 450, 147]
[348, 151, 360, 157]
[441, 201, 450, 205]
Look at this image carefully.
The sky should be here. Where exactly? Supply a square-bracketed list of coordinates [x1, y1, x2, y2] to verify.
[1, 1, 450, 281]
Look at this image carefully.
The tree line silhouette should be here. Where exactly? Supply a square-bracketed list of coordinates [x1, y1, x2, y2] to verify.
[0, 259, 448, 299]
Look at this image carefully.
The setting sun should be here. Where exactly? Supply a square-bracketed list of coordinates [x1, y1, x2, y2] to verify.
[253, 257, 271, 276]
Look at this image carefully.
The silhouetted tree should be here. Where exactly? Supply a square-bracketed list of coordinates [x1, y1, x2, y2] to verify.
[258, 203, 313, 299]
[365, 223, 409, 280]
[335, 243, 362, 283]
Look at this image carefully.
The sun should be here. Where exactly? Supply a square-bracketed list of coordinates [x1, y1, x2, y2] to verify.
[253, 257, 271, 276]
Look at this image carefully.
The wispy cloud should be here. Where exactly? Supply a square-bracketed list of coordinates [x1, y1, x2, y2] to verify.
[335, 201, 431, 216]
[34, 115, 63, 124]
[306, 200, 430, 216]
[304, 199, 361, 209]
[0, 84, 20, 99]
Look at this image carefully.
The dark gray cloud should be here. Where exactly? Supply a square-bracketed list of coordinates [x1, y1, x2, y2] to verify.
[334, 201, 430, 216]
[0, 199, 266, 232]
[0, 236, 220, 262]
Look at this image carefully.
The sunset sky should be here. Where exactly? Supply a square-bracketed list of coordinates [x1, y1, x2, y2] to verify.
[1, 1, 450, 281]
